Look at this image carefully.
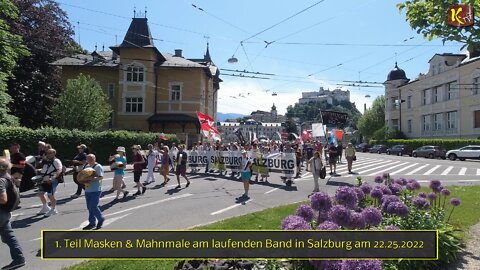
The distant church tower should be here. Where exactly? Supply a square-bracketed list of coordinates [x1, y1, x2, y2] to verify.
[271, 103, 277, 121]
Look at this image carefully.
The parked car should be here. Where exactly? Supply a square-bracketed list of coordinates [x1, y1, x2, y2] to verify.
[412, 145, 446, 159]
[446, 145, 480, 161]
[369, 144, 388, 154]
[355, 143, 370, 152]
[386, 145, 413, 156]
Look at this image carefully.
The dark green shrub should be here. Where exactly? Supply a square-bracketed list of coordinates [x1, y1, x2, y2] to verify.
[0, 126, 178, 164]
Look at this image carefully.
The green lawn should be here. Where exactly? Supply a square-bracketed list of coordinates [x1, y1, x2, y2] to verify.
[64, 186, 480, 270]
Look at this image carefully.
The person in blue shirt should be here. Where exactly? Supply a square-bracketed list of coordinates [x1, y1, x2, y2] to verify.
[81, 154, 105, 230]
[109, 147, 128, 200]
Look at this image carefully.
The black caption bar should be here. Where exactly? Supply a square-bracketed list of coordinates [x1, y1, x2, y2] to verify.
[42, 230, 437, 260]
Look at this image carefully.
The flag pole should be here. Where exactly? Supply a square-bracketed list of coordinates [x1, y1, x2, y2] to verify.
[319, 110, 328, 144]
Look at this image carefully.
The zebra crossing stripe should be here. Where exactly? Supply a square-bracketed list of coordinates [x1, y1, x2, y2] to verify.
[424, 165, 441, 175]
[367, 162, 410, 176]
[441, 166, 454, 175]
[405, 164, 429, 175]
[355, 161, 401, 175]
[477, 169, 480, 176]
[458, 167, 467, 175]
[390, 163, 418, 175]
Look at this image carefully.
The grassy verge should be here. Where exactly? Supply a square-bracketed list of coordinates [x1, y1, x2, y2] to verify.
[64, 186, 480, 270]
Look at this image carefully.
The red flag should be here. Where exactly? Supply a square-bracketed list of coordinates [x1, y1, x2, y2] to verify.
[159, 133, 169, 140]
[335, 130, 344, 140]
[302, 128, 312, 140]
[197, 112, 221, 141]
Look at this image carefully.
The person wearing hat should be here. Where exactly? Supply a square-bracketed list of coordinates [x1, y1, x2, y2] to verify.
[237, 150, 253, 200]
[110, 147, 128, 200]
[345, 142, 356, 174]
[328, 142, 338, 175]
[70, 144, 88, 199]
[131, 145, 146, 196]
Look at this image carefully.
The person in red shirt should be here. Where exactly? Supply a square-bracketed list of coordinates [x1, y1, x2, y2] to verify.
[132, 145, 146, 196]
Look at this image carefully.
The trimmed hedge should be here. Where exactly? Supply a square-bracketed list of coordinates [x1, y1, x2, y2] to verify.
[369, 139, 480, 151]
[0, 126, 178, 165]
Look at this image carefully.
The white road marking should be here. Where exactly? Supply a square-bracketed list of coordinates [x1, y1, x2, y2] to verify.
[405, 164, 429, 175]
[210, 199, 254, 216]
[265, 188, 280, 194]
[356, 161, 400, 175]
[424, 165, 441, 175]
[477, 169, 480, 176]
[458, 167, 467, 175]
[367, 162, 410, 176]
[390, 163, 418, 175]
[441, 166, 454, 175]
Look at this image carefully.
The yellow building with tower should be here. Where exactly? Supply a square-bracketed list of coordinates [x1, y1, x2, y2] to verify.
[53, 15, 221, 144]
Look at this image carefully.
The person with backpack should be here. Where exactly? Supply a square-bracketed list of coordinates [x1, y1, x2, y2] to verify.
[37, 149, 63, 217]
[175, 144, 190, 188]
[81, 154, 105, 230]
[132, 145, 146, 196]
[0, 158, 26, 270]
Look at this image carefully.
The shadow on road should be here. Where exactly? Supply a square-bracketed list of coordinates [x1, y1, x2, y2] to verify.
[12, 214, 46, 229]
[100, 196, 136, 211]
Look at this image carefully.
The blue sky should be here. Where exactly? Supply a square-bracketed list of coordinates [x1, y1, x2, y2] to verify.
[59, 0, 464, 115]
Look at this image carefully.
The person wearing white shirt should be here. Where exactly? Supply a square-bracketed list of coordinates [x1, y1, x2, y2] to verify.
[37, 149, 63, 217]
[144, 144, 158, 184]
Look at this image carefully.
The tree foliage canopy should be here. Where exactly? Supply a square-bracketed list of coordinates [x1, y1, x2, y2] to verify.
[52, 74, 112, 131]
[397, 0, 480, 49]
[357, 96, 385, 140]
[6, 0, 75, 128]
[0, 0, 29, 125]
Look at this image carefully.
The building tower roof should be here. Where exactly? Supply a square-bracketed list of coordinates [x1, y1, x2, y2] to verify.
[271, 103, 276, 110]
[386, 62, 408, 81]
[120, 17, 154, 48]
[204, 42, 212, 63]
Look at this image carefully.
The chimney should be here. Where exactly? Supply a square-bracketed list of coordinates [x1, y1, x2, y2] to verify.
[174, 49, 183, 57]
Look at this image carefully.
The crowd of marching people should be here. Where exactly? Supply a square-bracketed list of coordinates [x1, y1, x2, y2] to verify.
[0, 139, 355, 269]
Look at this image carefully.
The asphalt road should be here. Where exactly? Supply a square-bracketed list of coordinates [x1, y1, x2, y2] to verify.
[3, 152, 479, 270]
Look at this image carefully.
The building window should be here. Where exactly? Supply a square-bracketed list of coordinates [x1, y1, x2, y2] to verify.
[407, 96, 412, 109]
[433, 113, 443, 130]
[422, 89, 431, 105]
[125, 97, 143, 113]
[422, 115, 430, 131]
[108, 83, 115, 99]
[446, 82, 457, 100]
[407, 119, 412, 133]
[446, 111, 457, 129]
[475, 110, 480, 128]
[474, 77, 479, 95]
[433, 87, 440, 103]
[126, 66, 144, 82]
[170, 84, 181, 101]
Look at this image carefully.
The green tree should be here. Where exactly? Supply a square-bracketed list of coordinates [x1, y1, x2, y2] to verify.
[52, 74, 112, 131]
[6, 0, 75, 128]
[357, 96, 385, 140]
[284, 119, 298, 135]
[397, 0, 480, 50]
[0, 0, 29, 125]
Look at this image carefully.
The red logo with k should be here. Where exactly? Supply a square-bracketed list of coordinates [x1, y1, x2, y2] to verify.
[447, 5, 474, 27]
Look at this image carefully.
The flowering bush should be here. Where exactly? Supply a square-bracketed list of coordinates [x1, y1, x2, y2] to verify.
[283, 175, 463, 270]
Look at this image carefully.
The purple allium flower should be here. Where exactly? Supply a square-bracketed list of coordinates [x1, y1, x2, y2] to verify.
[374, 175, 383, 183]
[295, 204, 314, 222]
[362, 207, 382, 226]
[341, 259, 383, 270]
[450, 198, 461, 207]
[320, 260, 343, 270]
[360, 183, 372, 195]
[394, 178, 407, 186]
[370, 187, 383, 199]
[335, 186, 359, 209]
[394, 202, 409, 217]
[349, 212, 366, 229]
[382, 172, 389, 179]
[427, 192, 437, 201]
[412, 197, 429, 209]
[441, 188, 451, 196]
[353, 187, 365, 201]
[406, 183, 415, 191]
[418, 192, 427, 198]
[385, 225, 400, 230]
[429, 180, 441, 190]
[281, 215, 312, 230]
[412, 180, 421, 190]
[311, 192, 332, 212]
[380, 185, 392, 195]
[389, 183, 403, 195]
[317, 210, 329, 224]
[317, 221, 341, 230]
[381, 195, 400, 213]
[329, 205, 352, 228]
